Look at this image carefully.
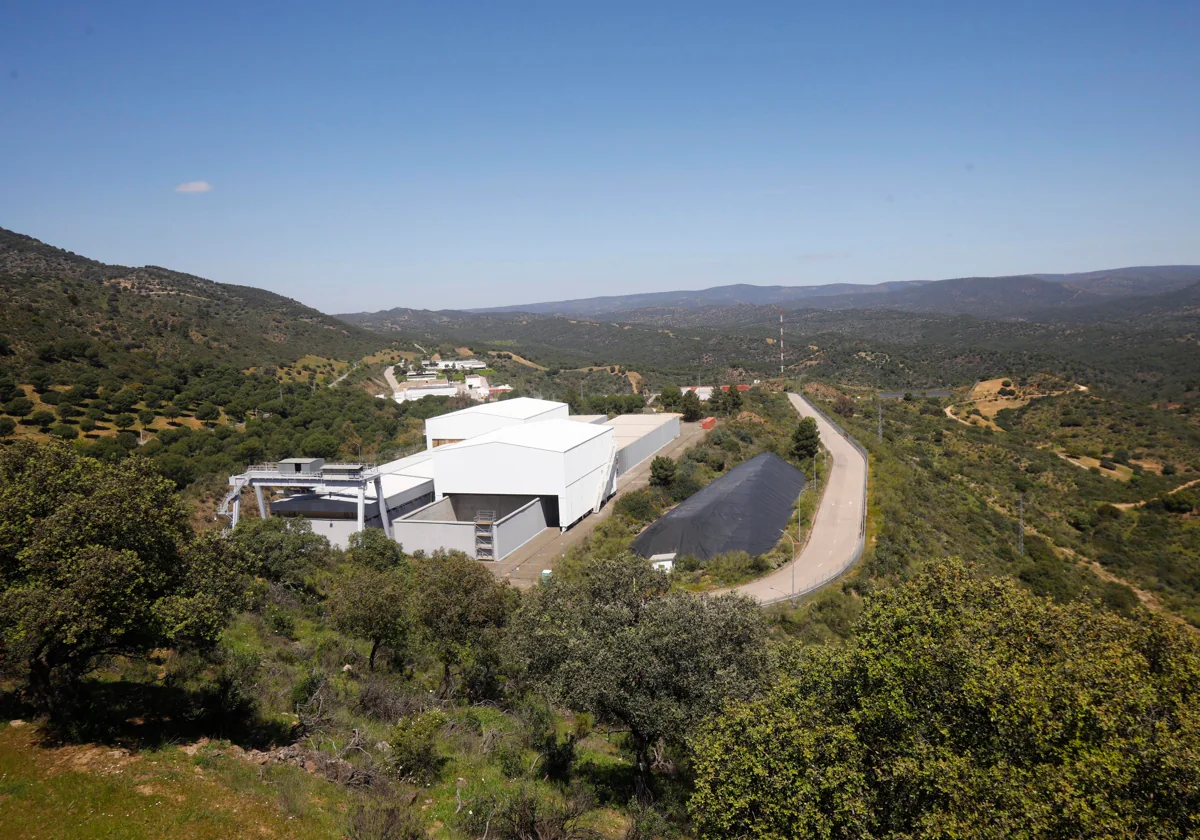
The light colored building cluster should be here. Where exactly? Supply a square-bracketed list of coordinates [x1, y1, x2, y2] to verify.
[222, 397, 681, 562]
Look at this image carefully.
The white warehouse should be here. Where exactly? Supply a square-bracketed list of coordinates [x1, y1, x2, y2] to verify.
[424, 397, 568, 449]
[224, 398, 683, 563]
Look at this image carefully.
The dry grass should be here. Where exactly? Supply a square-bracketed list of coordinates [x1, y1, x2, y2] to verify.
[488, 351, 546, 371]
[1054, 449, 1134, 481]
[0, 723, 348, 839]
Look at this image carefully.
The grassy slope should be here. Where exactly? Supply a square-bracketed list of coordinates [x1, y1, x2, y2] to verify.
[0, 723, 348, 839]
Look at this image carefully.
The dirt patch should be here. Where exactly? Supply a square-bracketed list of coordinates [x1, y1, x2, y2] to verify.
[1054, 450, 1132, 481]
[241, 742, 378, 787]
[489, 351, 545, 371]
[803, 381, 845, 403]
[35, 741, 141, 777]
[735, 411, 766, 425]
[626, 370, 644, 393]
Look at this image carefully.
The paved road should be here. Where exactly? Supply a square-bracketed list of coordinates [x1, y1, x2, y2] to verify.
[730, 392, 867, 604]
[383, 364, 402, 398]
[494, 419, 708, 587]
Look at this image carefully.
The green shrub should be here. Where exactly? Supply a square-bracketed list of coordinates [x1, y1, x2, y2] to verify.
[264, 603, 296, 638]
[614, 489, 661, 525]
[346, 797, 426, 840]
[49, 423, 78, 440]
[210, 647, 261, 718]
[491, 736, 527, 779]
[458, 787, 592, 840]
[670, 475, 702, 503]
[388, 710, 448, 783]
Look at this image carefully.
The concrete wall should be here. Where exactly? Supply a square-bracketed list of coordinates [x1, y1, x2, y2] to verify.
[443, 494, 539, 520]
[305, 518, 370, 551]
[615, 416, 681, 475]
[391, 499, 478, 557]
[494, 498, 550, 559]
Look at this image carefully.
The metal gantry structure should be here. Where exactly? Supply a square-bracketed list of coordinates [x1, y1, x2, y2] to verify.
[217, 461, 395, 538]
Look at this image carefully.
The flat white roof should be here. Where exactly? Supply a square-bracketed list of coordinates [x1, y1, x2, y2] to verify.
[438, 418, 611, 454]
[605, 413, 681, 428]
[433, 396, 565, 422]
[378, 452, 435, 478]
[317, 471, 432, 503]
[568, 414, 609, 425]
[605, 413, 681, 446]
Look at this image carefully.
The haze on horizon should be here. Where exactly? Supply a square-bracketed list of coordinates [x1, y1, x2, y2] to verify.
[2, 1, 1198, 313]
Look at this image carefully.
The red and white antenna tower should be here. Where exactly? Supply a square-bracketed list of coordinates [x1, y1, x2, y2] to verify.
[778, 306, 784, 376]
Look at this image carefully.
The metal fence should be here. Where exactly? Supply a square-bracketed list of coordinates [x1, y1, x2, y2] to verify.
[758, 393, 870, 606]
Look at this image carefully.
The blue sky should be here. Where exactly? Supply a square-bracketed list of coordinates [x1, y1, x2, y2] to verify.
[2, 1, 1198, 312]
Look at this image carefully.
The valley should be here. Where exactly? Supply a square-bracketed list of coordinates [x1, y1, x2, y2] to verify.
[2, 227, 1199, 839]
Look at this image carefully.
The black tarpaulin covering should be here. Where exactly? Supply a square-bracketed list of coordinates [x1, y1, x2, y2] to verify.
[631, 452, 807, 561]
[272, 493, 382, 523]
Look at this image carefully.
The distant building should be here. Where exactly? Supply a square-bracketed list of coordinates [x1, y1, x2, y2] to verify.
[464, 374, 490, 400]
[422, 359, 488, 371]
[395, 381, 460, 402]
[683, 384, 750, 401]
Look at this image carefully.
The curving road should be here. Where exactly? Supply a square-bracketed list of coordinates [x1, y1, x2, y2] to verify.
[731, 392, 868, 604]
[383, 364, 403, 398]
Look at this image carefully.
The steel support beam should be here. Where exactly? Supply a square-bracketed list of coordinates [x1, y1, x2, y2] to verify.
[254, 485, 267, 519]
[231, 494, 241, 528]
[374, 476, 391, 538]
[356, 487, 366, 533]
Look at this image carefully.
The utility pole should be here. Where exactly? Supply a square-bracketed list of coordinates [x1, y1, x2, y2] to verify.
[1017, 494, 1025, 555]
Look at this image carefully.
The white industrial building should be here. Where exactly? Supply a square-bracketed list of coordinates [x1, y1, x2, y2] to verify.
[223, 398, 682, 562]
[423, 358, 488, 371]
[423, 397, 568, 449]
[396, 382, 461, 402]
[606, 413, 682, 474]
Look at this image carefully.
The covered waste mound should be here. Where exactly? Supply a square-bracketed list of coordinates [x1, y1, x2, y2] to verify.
[631, 452, 807, 561]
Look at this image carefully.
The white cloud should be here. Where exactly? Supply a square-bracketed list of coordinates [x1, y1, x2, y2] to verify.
[174, 180, 212, 193]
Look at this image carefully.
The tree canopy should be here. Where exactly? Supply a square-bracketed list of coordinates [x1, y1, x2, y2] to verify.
[790, 415, 820, 461]
[0, 442, 251, 708]
[328, 564, 413, 672]
[690, 561, 1200, 839]
[515, 553, 767, 768]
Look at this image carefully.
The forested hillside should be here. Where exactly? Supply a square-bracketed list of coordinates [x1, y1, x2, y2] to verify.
[466, 266, 1200, 318]
[0, 227, 391, 379]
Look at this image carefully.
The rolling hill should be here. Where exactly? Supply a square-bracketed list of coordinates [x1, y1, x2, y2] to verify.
[0, 226, 391, 378]
[467, 266, 1200, 320]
